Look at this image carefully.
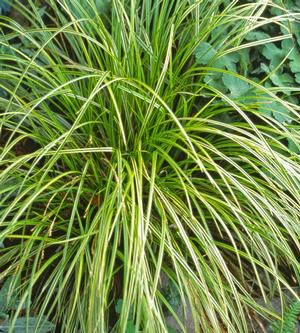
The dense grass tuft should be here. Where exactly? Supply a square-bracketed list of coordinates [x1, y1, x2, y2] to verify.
[1, 1, 300, 332]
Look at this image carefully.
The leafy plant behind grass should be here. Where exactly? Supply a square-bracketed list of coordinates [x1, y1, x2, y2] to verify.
[0, 0, 11, 15]
[196, 0, 300, 133]
[270, 300, 300, 333]
[1, 0, 300, 332]
[0, 277, 55, 333]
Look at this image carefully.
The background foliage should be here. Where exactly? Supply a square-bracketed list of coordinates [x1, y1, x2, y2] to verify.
[195, 0, 300, 153]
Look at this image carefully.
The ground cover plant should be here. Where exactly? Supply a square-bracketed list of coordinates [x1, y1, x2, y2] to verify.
[0, 276, 54, 333]
[270, 299, 300, 333]
[196, 0, 300, 154]
[1, 0, 300, 332]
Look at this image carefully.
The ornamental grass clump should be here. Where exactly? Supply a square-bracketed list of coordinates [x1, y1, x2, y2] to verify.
[1, 0, 300, 332]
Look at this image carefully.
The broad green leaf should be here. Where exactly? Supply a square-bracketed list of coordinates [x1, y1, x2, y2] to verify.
[295, 73, 300, 84]
[270, 4, 283, 16]
[282, 39, 296, 58]
[215, 53, 239, 72]
[211, 25, 228, 42]
[0, 87, 8, 98]
[290, 58, 300, 73]
[288, 138, 300, 154]
[195, 42, 216, 65]
[269, 71, 294, 86]
[0, 317, 55, 333]
[204, 74, 228, 94]
[0, 45, 12, 71]
[115, 299, 123, 314]
[115, 300, 136, 332]
[0, 277, 13, 313]
[245, 31, 270, 41]
[0, 276, 26, 313]
[292, 23, 300, 46]
[0, 0, 11, 14]
[260, 63, 293, 86]
[264, 81, 272, 88]
[162, 281, 181, 312]
[262, 43, 285, 67]
[271, 101, 291, 123]
[213, 112, 236, 124]
[95, 0, 111, 11]
[125, 320, 136, 333]
[260, 63, 271, 74]
[257, 105, 272, 118]
[0, 178, 22, 200]
[281, 38, 295, 52]
[281, 21, 300, 44]
[257, 93, 277, 118]
[0, 312, 8, 321]
[281, 0, 299, 10]
[37, 6, 47, 17]
[284, 40, 300, 73]
[238, 49, 250, 75]
[195, 41, 239, 71]
[115, 299, 134, 322]
[222, 74, 250, 98]
[258, 94, 291, 123]
[286, 95, 298, 105]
